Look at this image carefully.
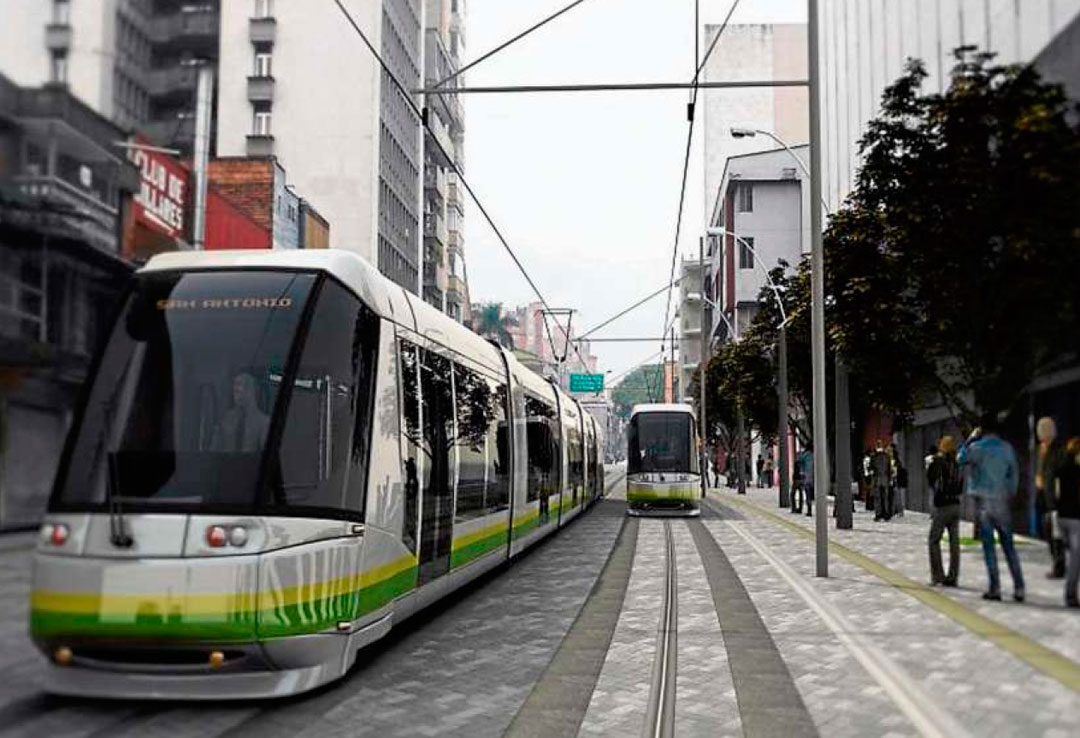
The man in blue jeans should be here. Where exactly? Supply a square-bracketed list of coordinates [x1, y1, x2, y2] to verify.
[958, 417, 1026, 602]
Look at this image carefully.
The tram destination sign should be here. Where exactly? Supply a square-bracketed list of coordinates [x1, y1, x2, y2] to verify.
[569, 373, 604, 393]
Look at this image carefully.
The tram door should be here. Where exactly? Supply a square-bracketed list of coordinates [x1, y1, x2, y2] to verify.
[417, 348, 454, 585]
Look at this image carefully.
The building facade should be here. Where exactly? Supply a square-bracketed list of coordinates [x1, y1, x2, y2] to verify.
[217, 0, 423, 292]
[817, 0, 1080, 517]
[819, 0, 1080, 212]
[676, 257, 706, 403]
[422, 0, 470, 322]
[702, 23, 808, 219]
[0, 73, 139, 529]
[0, 0, 221, 156]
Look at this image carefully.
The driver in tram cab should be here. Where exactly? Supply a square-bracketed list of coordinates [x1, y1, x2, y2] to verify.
[211, 372, 270, 453]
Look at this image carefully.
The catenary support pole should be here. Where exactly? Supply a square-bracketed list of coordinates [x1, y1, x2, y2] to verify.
[700, 237, 708, 498]
[778, 324, 790, 508]
[808, 0, 829, 577]
[835, 356, 853, 528]
[191, 64, 213, 250]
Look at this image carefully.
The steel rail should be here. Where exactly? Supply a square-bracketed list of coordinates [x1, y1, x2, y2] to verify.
[642, 521, 678, 738]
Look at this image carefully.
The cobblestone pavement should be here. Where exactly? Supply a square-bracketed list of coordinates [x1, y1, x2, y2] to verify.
[577, 519, 664, 737]
[710, 487, 1080, 738]
[0, 472, 626, 738]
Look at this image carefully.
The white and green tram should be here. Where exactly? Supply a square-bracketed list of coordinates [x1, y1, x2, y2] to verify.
[30, 249, 604, 700]
[626, 404, 700, 516]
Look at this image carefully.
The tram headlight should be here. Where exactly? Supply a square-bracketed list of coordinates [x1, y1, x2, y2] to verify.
[228, 526, 248, 548]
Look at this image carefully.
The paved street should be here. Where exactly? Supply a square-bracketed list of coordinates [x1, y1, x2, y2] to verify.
[2, 475, 1080, 737]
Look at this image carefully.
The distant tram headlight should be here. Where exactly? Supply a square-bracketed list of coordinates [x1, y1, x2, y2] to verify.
[206, 526, 228, 548]
[228, 526, 248, 547]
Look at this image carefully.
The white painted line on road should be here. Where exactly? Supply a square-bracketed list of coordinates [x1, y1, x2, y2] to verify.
[723, 520, 974, 738]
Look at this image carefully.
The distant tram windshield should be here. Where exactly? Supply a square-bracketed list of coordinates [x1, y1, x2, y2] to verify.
[56, 270, 315, 509]
[627, 412, 697, 474]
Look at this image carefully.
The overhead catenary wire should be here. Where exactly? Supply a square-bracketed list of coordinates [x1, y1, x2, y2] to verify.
[432, 0, 594, 89]
[659, 0, 743, 361]
[330, 0, 594, 374]
[577, 276, 686, 341]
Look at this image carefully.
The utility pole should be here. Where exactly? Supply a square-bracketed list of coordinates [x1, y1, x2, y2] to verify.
[778, 323, 790, 508]
[699, 237, 708, 498]
[191, 62, 214, 251]
[808, 0, 829, 577]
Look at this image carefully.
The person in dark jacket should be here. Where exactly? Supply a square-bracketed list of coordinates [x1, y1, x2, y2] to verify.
[927, 436, 963, 586]
[1035, 417, 1067, 579]
[1056, 438, 1080, 607]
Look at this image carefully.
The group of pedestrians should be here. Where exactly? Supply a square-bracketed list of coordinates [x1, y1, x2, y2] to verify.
[925, 416, 1080, 607]
[862, 442, 907, 521]
[755, 453, 775, 488]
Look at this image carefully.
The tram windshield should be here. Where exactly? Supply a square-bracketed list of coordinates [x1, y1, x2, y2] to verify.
[54, 270, 316, 511]
[627, 412, 697, 475]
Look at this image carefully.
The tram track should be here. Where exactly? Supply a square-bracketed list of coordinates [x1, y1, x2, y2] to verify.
[641, 520, 678, 738]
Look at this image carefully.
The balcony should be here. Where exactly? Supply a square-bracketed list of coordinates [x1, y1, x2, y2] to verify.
[447, 274, 466, 302]
[424, 166, 447, 200]
[150, 10, 219, 45]
[448, 228, 462, 250]
[425, 115, 454, 167]
[249, 16, 277, 45]
[247, 75, 275, 103]
[14, 175, 121, 256]
[246, 134, 274, 157]
[424, 211, 448, 248]
[146, 65, 198, 97]
[45, 23, 72, 52]
[447, 182, 464, 214]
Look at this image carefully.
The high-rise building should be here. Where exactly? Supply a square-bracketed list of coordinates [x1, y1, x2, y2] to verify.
[819, 0, 1080, 212]
[702, 23, 809, 221]
[218, 0, 423, 293]
[0, 0, 221, 156]
[422, 0, 470, 322]
[676, 256, 706, 403]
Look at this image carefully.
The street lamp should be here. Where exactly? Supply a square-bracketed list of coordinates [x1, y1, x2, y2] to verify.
[730, 125, 854, 532]
[706, 226, 791, 508]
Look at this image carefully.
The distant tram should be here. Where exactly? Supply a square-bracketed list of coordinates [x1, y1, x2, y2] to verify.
[30, 249, 604, 700]
[625, 404, 700, 516]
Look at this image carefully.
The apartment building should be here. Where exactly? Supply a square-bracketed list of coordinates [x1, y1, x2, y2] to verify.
[218, 0, 424, 292]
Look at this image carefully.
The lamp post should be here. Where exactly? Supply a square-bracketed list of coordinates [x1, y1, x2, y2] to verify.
[730, 124, 853, 531]
[706, 226, 791, 508]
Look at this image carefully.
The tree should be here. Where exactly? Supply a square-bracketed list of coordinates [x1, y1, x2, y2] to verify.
[612, 363, 665, 418]
[472, 303, 518, 349]
[826, 50, 1080, 423]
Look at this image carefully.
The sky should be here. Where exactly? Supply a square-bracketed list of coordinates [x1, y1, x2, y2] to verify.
[464, 0, 806, 383]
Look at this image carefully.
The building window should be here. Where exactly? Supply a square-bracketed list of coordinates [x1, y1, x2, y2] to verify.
[50, 52, 68, 84]
[739, 237, 755, 270]
[254, 52, 272, 78]
[737, 183, 753, 212]
[254, 0, 273, 18]
[53, 0, 71, 24]
[253, 109, 272, 136]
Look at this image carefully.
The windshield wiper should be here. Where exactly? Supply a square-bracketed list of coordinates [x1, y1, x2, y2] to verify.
[106, 454, 133, 548]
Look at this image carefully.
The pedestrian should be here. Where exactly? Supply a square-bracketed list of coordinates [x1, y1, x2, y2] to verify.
[1035, 417, 1067, 579]
[798, 445, 815, 516]
[1056, 437, 1080, 608]
[871, 441, 893, 521]
[756, 454, 765, 488]
[791, 447, 805, 514]
[890, 443, 907, 518]
[957, 417, 1026, 602]
[927, 436, 963, 587]
[764, 452, 775, 488]
[862, 449, 875, 510]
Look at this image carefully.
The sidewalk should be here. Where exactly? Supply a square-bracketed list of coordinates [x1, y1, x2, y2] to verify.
[705, 486, 1080, 738]
[712, 484, 1080, 669]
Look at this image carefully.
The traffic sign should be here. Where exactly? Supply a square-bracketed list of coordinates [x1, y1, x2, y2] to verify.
[569, 373, 604, 392]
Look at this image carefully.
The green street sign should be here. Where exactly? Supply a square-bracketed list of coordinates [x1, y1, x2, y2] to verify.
[569, 373, 604, 393]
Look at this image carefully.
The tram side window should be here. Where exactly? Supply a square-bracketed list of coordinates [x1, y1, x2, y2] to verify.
[566, 426, 584, 503]
[486, 381, 510, 512]
[524, 394, 556, 503]
[271, 279, 377, 516]
[454, 363, 487, 520]
[399, 340, 421, 551]
[420, 349, 454, 547]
